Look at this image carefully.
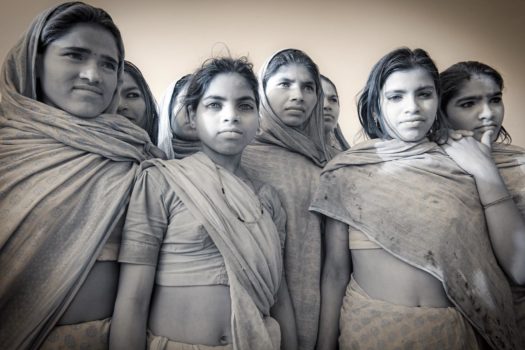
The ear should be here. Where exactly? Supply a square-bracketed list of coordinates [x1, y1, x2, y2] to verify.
[188, 105, 196, 128]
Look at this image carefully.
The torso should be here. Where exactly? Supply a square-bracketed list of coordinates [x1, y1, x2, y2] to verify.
[57, 261, 119, 325]
[352, 248, 452, 308]
[149, 285, 232, 346]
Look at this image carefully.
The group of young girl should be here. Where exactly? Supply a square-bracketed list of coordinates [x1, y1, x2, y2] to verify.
[0, 2, 523, 350]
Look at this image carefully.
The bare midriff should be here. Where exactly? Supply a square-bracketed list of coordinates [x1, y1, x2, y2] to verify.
[352, 249, 453, 308]
[149, 285, 232, 346]
[57, 261, 119, 325]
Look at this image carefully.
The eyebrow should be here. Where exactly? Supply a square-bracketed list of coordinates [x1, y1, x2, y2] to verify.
[384, 85, 435, 94]
[455, 91, 502, 103]
[203, 95, 256, 102]
[61, 46, 119, 66]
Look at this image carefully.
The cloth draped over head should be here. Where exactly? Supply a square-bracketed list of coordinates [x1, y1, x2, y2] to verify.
[254, 48, 329, 167]
[157, 80, 201, 159]
[310, 139, 520, 350]
[124, 60, 160, 145]
[145, 153, 283, 349]
[0, 2, 163, 349]
[326, 124, 350, 157]
[492, 143, 525, 346]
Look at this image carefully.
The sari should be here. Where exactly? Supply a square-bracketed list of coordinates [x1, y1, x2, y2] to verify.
[142, 153, 283, 350]
[0, 3, 163, 349]
[326, 124, 350, 157]
[310, 139, 520, 350]
[157, 81, 201, 159]
[241, 49, 329, 350]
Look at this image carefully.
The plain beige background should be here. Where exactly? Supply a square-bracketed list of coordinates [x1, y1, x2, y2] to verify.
[1, 0, 524, 147]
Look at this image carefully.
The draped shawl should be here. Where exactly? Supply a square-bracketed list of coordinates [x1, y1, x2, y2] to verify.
[0, 3, 163, 349]
[492, 143, 525, 344]
[310, 139, 520, 350]
[326, 124, 350, 157]
[241, 49, 329, 349]
[146, 153, 283, 350]
[253, 49, 329, 167]
[157, 80, 201, 159]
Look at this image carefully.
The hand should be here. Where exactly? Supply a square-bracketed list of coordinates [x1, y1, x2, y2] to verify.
[442, 129, 496, 177]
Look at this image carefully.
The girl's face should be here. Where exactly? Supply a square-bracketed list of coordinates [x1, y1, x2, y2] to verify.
[321, 79, 340, 133]
[265, 63, 317, 128]
[445, 74, 504, 143]
[37, 23, 119, 118]
[191, 73, 258, 160]
[171, 85, 198, 141]
[379, 68, 438, 142]
[117, 71, 147, 129]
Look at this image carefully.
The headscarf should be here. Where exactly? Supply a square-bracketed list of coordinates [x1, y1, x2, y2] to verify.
[123, 60, 160, 144]
[157, 79, 201, 159]
[0, 3, 163, 349]
[254, 49, 329, 167]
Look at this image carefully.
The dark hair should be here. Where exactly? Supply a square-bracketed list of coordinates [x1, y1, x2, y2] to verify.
[357, 47, 447, 142]
[123, 61, 159, 144]
[320, 74, 339, 100]
[184, 57, 259, 113]
[38, 2, 124, 70]
[168, 74, 192, 122]
[440, 61, 511, 143]
[262, 49, 321, 94]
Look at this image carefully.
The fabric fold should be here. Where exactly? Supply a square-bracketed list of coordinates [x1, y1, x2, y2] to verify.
[310, 138, 520, 350]
[145, 153, 282, 350]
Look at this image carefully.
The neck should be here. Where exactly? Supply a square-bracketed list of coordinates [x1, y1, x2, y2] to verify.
[201, 146, 242, 174]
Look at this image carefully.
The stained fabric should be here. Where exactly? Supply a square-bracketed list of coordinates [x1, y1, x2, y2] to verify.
[138, 153, 283, 350]
[492, 143, 525, 346]
[39, 318, 111, 350]
[0, 3, 163, 349]
[310, 138, 520, 350]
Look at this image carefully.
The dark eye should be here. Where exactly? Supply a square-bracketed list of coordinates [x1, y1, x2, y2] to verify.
[459, 101, 474, 108]
[207, 102, 221, 110]
[304, 84, 315, 93]
[126, 92, 141, 99]
[418, 91, 433, 98]
[387, 95, 402, 102]
[64, 52, 83, 60]
[101, 61, 117, 71]
[278, 82, 291, 88]
[490, 97, 502, 104]
[329, 97, 339, 104]
[239, 103, 255, 111]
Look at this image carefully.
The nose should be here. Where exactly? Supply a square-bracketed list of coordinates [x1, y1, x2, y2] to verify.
[323, 100, 332, 112]
[79, 60, 101, 84]
[222, 105, 239, 123]
[405, 95, 420, 113]
[479, 102, 493, 120]
[290, 86, 304, 102]
[117, 104, 127, 114]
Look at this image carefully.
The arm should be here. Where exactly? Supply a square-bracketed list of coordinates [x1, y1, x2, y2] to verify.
[316, 218, 351, 350]
[270, 278, 298, 350]
[443, 131, 525, 284]
[110, 263, 156, 350]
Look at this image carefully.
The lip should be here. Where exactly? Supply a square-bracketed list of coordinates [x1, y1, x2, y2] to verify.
[73, 85, 103, 95]
[475, 124, 498, 132]
[285, 106, 305, 113]
[219, 128, 243, 135]
[324, 114, 335, 121]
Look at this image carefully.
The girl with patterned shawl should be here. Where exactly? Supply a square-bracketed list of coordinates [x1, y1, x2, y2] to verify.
[118, 60, 160, 144]
[440, 60, 525, 347]
[320, 74, 350, 157]
[157, 74, 202, 159]
[241, 49, 329, 350]
[110, 57, 297, 350]
[0, 2, 164, 349]
[311, 48, 521, 350]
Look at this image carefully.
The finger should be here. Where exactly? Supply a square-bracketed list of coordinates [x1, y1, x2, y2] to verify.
[481, 130, 494, 149]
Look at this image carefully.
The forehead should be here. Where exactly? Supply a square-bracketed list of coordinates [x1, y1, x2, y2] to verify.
[271, 63, 314, 82]
[49, 23, 119, 61]
[382, 68, 434, 91]
[456, 74, 501, 97]
[321, 79, 336, 95]
[203, 73, 254, 98]
[122, 71, 140, 88]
